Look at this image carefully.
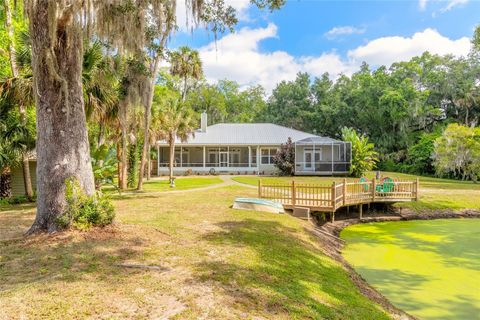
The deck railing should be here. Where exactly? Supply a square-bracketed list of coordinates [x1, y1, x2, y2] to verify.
[258, 178, 419, 212]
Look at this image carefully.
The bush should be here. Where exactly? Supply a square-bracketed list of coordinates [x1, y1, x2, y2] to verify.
[273, 137, 295, 176]
[0, 194, 36, 205]
[57, 178, 115, 230]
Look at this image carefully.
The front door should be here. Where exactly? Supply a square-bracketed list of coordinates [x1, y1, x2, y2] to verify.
[219, 152, 228, 167]
[303, 150, 321, 171]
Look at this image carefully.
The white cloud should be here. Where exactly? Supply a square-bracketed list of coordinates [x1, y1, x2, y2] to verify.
[176, 0, 251, 32]
[440, 0, 469, 12]
[198, 25, 471, 93]
[348, 28, 471, 67]
[420, 0, 469, 14]
[324, 26, 366, 39]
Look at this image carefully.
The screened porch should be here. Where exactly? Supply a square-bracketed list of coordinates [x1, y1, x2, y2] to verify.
[294, 138, 351, 175]
[157, 146, 259, 170]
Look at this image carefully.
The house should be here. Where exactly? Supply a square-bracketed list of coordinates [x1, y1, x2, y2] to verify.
[8, 159, 37, 197]
[156, 112, 352, 175]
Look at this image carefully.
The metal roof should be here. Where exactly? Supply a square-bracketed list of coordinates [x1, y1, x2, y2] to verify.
[157, 123, 335, 145]
[294, 136, 344, 145]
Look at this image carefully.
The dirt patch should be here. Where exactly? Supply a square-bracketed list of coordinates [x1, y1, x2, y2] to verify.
[305, 208, 480, 320]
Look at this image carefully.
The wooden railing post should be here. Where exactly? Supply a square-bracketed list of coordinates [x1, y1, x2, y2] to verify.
[291, 180, 296, 206]
[342, 178, 347, 206]
[258, 180, 262, 198]
[415, 177, 420, 201]
[331, 181, 336, 210]
[372, 177, 376, 202]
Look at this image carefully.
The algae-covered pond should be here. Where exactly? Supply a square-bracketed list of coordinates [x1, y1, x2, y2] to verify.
[341, 219, 480, 319]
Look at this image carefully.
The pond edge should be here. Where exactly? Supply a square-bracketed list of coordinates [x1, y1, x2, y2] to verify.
[305, 208, 480, 320]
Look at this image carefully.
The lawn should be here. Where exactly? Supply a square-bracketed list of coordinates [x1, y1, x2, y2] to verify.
[0, 182, 389, 319]
[102, 176, 224, 194]
[232, 172, 480, 211]
[341, 219, 480, 320]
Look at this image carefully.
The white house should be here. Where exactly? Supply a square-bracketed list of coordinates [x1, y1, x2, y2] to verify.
[156, 112, 351, 175]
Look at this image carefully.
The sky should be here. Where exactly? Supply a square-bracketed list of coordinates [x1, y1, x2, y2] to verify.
[169, 0, 480, 92]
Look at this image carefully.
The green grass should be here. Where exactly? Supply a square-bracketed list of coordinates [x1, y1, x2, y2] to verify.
[102, 176, 223, 194]
[0, 185, 389, 319]
[232, 172, 480, 211]
[341, 219, 480, 320]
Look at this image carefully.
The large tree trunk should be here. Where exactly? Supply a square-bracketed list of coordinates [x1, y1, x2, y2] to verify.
[27, 3, 94, 233]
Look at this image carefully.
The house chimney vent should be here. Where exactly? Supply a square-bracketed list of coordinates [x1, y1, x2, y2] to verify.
[201, 111, 207, 133]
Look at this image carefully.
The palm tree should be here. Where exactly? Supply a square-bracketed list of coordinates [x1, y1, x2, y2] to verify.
[341, 127, 379, 178]
[169, 46, 203, 101]
[0, 6, 35, 199]
[154, 99, 196, 187]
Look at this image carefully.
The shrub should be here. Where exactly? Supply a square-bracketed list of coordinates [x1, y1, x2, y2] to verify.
[57, 178, 115, 230]
[273, 137, 295, 176]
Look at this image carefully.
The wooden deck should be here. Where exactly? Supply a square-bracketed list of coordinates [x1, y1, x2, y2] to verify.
[258, 178, 419, 221]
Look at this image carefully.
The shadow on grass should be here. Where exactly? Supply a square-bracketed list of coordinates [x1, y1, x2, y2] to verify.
[193, 219, 389, 319]
[0, 226, 160, 293]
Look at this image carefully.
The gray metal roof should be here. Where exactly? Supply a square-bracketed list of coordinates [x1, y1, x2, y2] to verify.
[157, 123, 333, 145]
[294, 136, 343, 145]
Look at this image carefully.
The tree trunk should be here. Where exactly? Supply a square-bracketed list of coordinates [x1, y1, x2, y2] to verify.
[21, 152, 34, 200]
[169, 138, 175, 187]
[116, 142, 123, 189]
[137, 81, 154, 190]
[147, 150, 151, 180]
[120, 102, 128, 190]
[27, 2, 94, 233]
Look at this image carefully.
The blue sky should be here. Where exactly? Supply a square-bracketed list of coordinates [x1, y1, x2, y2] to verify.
[171, 0, 479, 92]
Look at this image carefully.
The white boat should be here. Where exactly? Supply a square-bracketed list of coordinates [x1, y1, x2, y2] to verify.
[233, 198, 285, 214]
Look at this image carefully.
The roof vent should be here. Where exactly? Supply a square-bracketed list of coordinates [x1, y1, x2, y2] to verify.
[201, 111, 207, 133]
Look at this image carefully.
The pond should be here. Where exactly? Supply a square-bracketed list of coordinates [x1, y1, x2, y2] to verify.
[341, 219, 480, 320]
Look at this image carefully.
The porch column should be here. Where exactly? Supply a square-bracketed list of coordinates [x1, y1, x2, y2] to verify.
[331, 142, 334, 174]
[248, 146, 251, 168]
[294, 142, 297, 175]
[180, 146, 183, 167]
[256, 146, 260, 169]
[203, 146, 206, 168]
[227, 146, 230, 168]
[313, 142, 316, 173]
[157, 145, 160, 176]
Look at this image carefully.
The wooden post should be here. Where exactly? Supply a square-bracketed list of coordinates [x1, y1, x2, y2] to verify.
[372, 177, 376, 202]
[331, 181, 336, 211]
[258, 180, 262, 198]
[415, 177, 420, 201]
[359, 204, 363, 219]
[342, 178, 347, 206]
[291, 180, 296, 206]
[331, 212, 335, 223]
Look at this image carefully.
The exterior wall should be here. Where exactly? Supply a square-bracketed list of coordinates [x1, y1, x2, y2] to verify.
[10, 161, 37, 196]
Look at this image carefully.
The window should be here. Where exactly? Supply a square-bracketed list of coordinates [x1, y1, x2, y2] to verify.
[261, 148, 278, 164]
